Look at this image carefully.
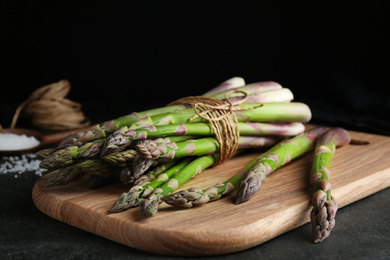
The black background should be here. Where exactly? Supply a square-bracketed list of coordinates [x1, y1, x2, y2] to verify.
[1, 1, 390, 134]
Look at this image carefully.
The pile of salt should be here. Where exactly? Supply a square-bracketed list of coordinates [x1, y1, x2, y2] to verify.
[0, 153, 47, 177]
[0, 133, 40, 151]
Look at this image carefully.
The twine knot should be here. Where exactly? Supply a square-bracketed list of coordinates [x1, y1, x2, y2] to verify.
[169, 90, 262, 165]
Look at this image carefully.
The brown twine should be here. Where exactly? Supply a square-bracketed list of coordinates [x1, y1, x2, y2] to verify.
[169, 90, 262, 165]
[10, 79, 90, 130]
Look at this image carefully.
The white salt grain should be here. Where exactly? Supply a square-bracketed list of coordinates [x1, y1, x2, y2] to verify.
[0, 153, 47, 177]
[0, 133, 40, 151]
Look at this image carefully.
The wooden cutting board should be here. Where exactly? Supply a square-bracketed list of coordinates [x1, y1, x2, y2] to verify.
[32, 129, 390, 256]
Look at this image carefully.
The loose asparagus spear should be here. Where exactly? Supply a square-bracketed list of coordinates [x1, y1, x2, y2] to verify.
[140, 154, 217, 217]
[310, 127, 350, 243]
[162, 127, 328, 208]
[235, 126, 328, 204]
[109, 158, 193, 213]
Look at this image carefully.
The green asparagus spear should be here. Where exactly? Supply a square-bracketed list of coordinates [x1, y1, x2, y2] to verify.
[102, 149, 138, 167]
[136, 135, 281, 160]
[202, 77, 245, 96]
[310, 127, 350, 243]
[39, 138, 106, 169]
[109, 158, 193, 213]
[101, 120, 307, 156]
[64, 105, 189, 144]
[162, 127, 327, 208]
[140, 154, 217, 217]
[136, 137, 219, 160]
[235, 126, 327, 204]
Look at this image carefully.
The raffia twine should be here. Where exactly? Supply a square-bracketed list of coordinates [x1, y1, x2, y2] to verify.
[168, 90, 262, 165]
[10, 79, 90, 130]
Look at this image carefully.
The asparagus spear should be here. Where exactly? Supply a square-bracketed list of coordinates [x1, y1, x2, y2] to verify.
[100, 101, 311, 157]
[56, 78, 264, 148]
[136, 137, 219, 160]
[202, 77, 245, 97]
[39, 138, 106, 169]
[35, 148, 56, 159]
[207, 81, 283, 101]
[136, 135, 281, 160]
[46, 164, 85, 186]
[76, 159, 121, 178]
[39, 146, 80, 169]
[102, 149, 138, 167]
[140, 154, 217, 217]
[130, 102, 311, 131]
[162, 127, 328, 208]
[131, 155, 157, 179]
[109, 158, 193, 213]
[310, 128, 350, 243]
[226, 88, 294, 104]
[235, 126, 328, 204]
[133, 159, 179, 186]
[62, 105, 189, 145]
[114, 121, 299, 157]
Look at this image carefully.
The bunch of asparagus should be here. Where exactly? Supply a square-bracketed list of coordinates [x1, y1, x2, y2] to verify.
[37, 77, 313, 215]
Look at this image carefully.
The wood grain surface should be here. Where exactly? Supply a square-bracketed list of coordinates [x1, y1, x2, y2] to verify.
[32, 129, 390, 256]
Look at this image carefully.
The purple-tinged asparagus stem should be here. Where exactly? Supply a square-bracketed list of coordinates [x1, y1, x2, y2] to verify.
[207, 81, 283, 101]
[310, 127, 350, 243]
[202, 77, 245, 97]
[226, 88, 294, 104]
[131, 155, 157, 179]
[56, 130, 89, 150]
[133, 159, 179, 186]
[236, 127, 328, 204]
[35, 148, 56, 159]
